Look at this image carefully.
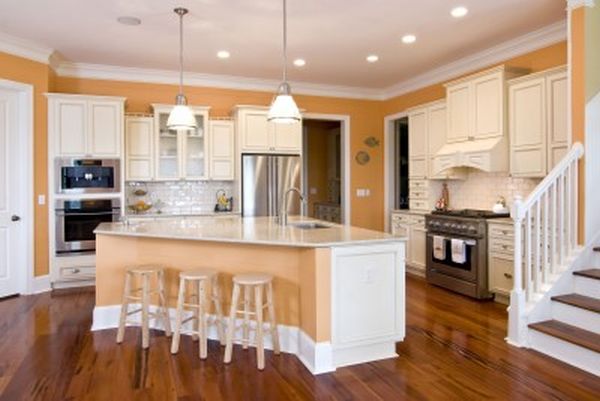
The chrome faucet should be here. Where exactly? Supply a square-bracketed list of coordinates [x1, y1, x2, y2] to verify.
[279, 187, 305, 226]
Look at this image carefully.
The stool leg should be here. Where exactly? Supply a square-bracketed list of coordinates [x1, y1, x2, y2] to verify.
[254, 285, 265, 370]
[212, 275, 226, 346]
[191, 280, 199, 341]
[266, 281, 280, 355]
[224, 283, 240, 363]
[170, 277, 186, 354]
[116, 272, 132, 344]
[141, 274, 150, 349]
[242, 285, 251, 349]
[198, 280, 208, 359]
[158, 270, 172, 337]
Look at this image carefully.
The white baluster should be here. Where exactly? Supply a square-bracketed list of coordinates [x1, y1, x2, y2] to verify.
[566, 166, 572, 256]
[534, 201, 541, 292]
[525, 209, 532, 300]
[559, 172, 565, 266]
[551, 182, 557, 274]
[543, 192, 549, 285]
[572, 161, 578, 248]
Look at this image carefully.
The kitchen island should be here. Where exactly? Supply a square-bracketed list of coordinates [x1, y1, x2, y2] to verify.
[93, 216, 406, 374]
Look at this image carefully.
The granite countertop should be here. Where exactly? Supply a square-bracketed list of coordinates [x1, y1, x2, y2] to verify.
[95, 216, 405, 248]
[391, 209, 429, 216]
[126, 211, 241, 219]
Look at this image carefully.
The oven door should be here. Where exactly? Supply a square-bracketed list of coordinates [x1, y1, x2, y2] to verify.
[55, 200, 121, 254]
[426, 233, 479, 282]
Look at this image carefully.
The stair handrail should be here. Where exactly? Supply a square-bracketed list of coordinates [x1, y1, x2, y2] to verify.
[507, 142, 584, 347]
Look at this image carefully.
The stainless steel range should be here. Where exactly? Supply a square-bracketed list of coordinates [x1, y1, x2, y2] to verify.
[425, 209, 509, 299]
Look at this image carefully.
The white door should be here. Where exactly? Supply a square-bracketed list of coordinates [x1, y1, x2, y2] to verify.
[0, 89, 23, 297]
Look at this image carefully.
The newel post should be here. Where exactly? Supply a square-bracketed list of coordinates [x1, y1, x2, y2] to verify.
[507, 195, 527, 346]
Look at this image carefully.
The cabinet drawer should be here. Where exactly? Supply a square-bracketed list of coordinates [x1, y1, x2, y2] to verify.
[410, 215, 426, 227]
[490, 239, 514, 256]
[392, 213, 412, 225]
[60, 266, 95, 281]
[489, 254, 514, 295]
[409, 180, 428, 189]
[391, 223, 409, 237]
[409, 199, 429, 211]
[409, 188, 429, 200]
[489, 225, 514, 239]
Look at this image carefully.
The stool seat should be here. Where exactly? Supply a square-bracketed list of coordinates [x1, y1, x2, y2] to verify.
[126, 265, 164, 274]
[233, 273, 273, 286]
[179, 269, 217, 280]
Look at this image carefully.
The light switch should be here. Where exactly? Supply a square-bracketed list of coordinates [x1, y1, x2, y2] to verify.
[310, 187, 317, 195]
[38, 195, 46, 205]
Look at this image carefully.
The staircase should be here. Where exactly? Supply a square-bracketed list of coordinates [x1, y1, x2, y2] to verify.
[507, 143, 600, 376]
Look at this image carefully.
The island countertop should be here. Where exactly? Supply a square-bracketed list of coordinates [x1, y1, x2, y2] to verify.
[94, 215, 404, 248]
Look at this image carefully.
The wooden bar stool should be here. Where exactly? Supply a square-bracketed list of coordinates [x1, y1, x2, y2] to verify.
[170, 270, 226, 359]
[223, 273, 280, 370]
[116, 265, 172, 349]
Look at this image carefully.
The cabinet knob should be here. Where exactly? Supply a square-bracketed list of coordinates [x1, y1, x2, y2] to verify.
[503, 272, 513, 279]
[11, 215, 21, 222]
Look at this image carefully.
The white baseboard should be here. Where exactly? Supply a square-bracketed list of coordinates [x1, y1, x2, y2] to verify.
[92, 305, 337, 374]
[52, 280, 95, 290]
[27, 275, 51, 294]
[333, 341, 399, 368]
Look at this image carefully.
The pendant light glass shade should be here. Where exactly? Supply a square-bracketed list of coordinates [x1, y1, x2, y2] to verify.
[268, 0, 301, 124]
[268, 83, 301, 124]
[167, 7, 197, 131]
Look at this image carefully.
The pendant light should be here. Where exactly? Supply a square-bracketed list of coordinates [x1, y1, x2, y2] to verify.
[267, 0, 301, 124]
[167, 7, 197, 131]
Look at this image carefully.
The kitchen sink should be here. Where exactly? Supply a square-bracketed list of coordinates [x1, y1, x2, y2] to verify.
[289, 222, 331, 230]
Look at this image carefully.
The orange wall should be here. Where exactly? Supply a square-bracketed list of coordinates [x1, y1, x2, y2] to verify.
[572, 8, 586, 242]
[305, 120, 338, 215]
[54, 77, 385, 231]
[0, 52, 51, 276]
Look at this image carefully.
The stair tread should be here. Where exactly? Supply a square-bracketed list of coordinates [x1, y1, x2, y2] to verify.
[593, 246, 600, 252]
[529, 320, 600, 353]
[573, 269, 600, 280]
[551, 293, 600, 313]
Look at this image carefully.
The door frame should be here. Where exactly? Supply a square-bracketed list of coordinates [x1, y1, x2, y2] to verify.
[302, 113, 351, 225]
[383, 111, 408, 232]
[0, 79, 34, 295]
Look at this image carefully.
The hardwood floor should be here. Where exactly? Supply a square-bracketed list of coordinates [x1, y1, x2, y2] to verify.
[1, 276, 598, 401]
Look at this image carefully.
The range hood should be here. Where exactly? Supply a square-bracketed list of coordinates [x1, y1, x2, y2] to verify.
[432, 136, 508, 175]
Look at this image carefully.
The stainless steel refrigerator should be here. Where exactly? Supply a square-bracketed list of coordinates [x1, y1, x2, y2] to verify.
[242, 154, 302, 217]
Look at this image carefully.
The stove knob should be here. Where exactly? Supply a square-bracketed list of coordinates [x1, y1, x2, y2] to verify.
[450, 223, 458, 229]
[468, 226, 478, 234]
[459, 224, 468, 231]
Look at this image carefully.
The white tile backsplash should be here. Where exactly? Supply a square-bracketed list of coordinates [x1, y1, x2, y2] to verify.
[126, 181, 236, 215]
[428, 171, 541, 211]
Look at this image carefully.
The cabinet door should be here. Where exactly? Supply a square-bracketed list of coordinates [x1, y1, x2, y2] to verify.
[183, 113, 209, 180]
[409, 225, 426, 271]
[546, 71, 568, 170]
[155, 112, 181, 180]
[209, 120, 234, 180]
[88, 100, 122, 157]
[472, 71, 504, 140]
[125, 117, 154, 180]
[271, 121, 302, 153]
[241, 111, 270, 152]
[408, 108, 427, 159]
[509, 77, 547, 177]
[489, 253, 514, 296]
[55, 98, 87, 156]
[446, 83, 470, 143]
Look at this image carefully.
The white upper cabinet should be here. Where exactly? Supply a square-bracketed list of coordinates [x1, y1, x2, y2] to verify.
[48, 94, 125, 158]
[209, 120, 235, 180]
[508, 66, 568, 178]
[445, 66, 524, 145]
[408, 107, 428, 179]
[235, 106, 302, 154]
[152, 104, 210, 181]
[125, 116, 154, 181]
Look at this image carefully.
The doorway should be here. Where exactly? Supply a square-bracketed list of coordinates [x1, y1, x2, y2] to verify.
[302, 118, 343, 224]
[0, 80, 33, 297]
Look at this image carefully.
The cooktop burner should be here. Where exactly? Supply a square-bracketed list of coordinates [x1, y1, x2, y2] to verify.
[430, 209, 510, 219]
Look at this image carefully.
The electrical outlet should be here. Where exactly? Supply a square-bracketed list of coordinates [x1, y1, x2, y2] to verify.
[310, 187, 317, 195]
[38, 195, 46, 205]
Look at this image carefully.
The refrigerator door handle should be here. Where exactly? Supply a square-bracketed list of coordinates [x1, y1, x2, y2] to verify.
[273, 157, 279, 217]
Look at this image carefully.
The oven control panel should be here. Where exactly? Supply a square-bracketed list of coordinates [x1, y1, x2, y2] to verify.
[425, 215, 485, 238]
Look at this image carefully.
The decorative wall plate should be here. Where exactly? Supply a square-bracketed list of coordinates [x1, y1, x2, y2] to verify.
[355, 151, 370, 165]
[364, 136, 380, 148]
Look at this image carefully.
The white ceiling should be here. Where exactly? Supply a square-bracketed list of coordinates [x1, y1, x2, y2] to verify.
[0, 0, 566, 89]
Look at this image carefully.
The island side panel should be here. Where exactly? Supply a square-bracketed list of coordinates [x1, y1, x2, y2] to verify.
[95, 234, 329, 343]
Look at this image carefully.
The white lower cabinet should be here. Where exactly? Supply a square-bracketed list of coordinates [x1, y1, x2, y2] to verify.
[391, 211, 426, 276]
[488, 220, 514, 303]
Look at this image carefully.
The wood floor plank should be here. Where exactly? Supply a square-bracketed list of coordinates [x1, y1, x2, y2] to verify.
[0, 277, 598, 401]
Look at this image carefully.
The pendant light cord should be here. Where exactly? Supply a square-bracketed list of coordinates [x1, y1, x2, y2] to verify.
[178, 10, 184, 96]
[282, 0, 288, 84]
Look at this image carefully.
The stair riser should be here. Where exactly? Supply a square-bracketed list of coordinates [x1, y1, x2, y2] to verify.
[528, 330, 600, 376]
[574, 276, 600, 298]
[551, 302, 600, 333]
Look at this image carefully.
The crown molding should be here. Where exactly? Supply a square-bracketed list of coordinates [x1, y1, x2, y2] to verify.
[381, 19, 567, 100]
[55, 62, 384, 101]
[566, 0, 595, 9]
[0, 31, 54, 64]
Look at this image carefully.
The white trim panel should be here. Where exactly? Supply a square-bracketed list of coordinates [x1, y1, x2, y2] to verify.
[0, 31, 54, 64]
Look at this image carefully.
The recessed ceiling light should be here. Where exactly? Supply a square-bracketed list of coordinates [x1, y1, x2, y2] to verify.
[402, 34, 417, 44]
[217, 50, 230, 59]
[293, 58, 306, 67]
[117, 16, 141, 26]
[451, 6, 469, 18]
[366, 54, 379, 63]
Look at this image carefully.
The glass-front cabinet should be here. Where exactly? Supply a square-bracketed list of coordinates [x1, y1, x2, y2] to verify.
[152, 104, 209, 180]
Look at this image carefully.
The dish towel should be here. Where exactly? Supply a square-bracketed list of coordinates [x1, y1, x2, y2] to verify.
[451, 239, 467, 264]
[433, 236, 446, 260]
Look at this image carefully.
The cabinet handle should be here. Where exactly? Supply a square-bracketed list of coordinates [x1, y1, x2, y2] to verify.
[503, 272, 513, 279]
[502, 231, 508, 235]
[502, 245, 508, 249]
[72, 268, 81, 274]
